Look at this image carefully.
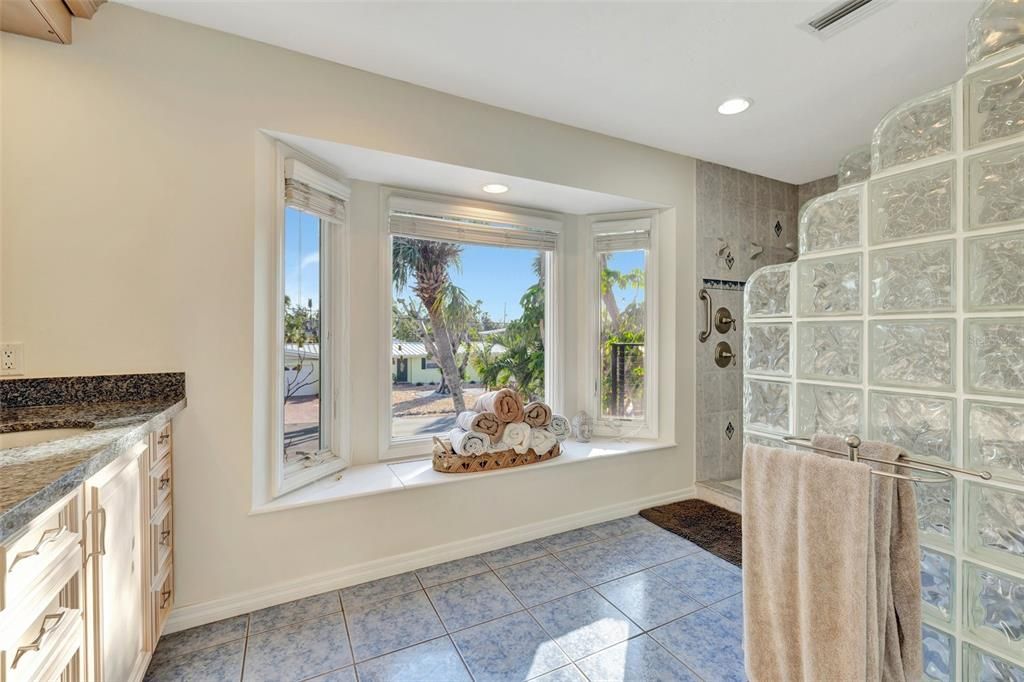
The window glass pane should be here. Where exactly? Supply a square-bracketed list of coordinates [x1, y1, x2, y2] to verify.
[599, 249, 647, 419]
[283, 206, 325, 465]
[391, 236, 545, 441]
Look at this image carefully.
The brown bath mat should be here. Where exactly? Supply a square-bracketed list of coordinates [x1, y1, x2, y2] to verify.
[640, 499, 742, 567]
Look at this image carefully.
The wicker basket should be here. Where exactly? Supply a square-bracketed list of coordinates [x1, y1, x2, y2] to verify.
[432, 437, 561, 473]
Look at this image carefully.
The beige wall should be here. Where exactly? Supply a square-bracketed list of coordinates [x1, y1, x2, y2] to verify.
[1, 5, 697, 619]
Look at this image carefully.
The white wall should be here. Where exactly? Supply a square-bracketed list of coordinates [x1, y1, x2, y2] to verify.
[1, 5, 697, 618]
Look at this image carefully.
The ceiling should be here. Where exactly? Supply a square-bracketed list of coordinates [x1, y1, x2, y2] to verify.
[120, 0, 980, 184]
[271, 131, 662, 214]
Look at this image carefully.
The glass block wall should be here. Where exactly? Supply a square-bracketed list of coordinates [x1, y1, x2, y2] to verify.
[743, 3, 1024, 679]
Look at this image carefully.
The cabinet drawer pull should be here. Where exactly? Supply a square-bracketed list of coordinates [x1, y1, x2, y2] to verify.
[8, 526, 67, 573]
[160, 589, 172, 608]
[159, 529, 171, 546]
[158, 475, 171, 490]
[11, 611, 65, 668]
[86, 507, 107, 560]
[158, 433, 170, 445]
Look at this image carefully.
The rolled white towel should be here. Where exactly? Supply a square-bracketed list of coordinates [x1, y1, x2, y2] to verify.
[548, 414, 571, 442]
[502, 422, 531, 454]
[529, 427, 558, 456]
[447, 428, 488, 456]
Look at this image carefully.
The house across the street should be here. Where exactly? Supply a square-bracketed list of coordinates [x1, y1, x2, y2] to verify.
[391, 338, 504, 385]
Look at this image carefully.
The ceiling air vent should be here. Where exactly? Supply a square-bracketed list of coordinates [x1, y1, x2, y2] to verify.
[804, 0, 892, 37]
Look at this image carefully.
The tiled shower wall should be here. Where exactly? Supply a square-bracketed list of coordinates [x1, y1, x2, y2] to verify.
[694, 161, 835, 482]
[743, 4, 1024, 677]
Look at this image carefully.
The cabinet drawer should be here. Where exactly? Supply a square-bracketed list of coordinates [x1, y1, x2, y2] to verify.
[148, 453, 172, 515]
[152, 423, 172, 467]
[152, 568, 173, 640]
[0, 491, 82, 614]
[150, 502, 173, 580]
[1, 558, 83, 682]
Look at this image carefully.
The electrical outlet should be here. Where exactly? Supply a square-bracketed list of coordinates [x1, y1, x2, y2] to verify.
[1, 343, 24, 375]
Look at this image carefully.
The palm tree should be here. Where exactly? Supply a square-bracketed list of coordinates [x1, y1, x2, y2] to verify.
[392, 237, 468, 412]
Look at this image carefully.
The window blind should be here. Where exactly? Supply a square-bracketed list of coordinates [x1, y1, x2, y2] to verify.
[593, 228, 650, 252]
[389, 212, 559, 251]
[285, 178, 346, 223]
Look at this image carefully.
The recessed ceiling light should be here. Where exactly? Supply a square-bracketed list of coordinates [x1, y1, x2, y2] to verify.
[481, 183, 509, 194]
[717, 98, 752, 115]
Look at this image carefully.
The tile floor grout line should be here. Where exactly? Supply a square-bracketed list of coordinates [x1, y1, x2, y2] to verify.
[338, 588, 359, 681]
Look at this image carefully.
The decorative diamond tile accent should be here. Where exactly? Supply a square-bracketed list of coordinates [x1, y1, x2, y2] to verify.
[966, 400, 1024, 483]
[796, 321, 861, 383]
[797, 254, 862, 316]
[869, 320, 955, 391]
[966, 230, 1024, 312]
[964, 561, 1024, 658]
[773, 220, 783, 237]
[798, 186, 861, 255]
[868, 161, 955, 245]
[967, 482, 1024, 572]
[724, 253, 735, 270]
[868, 391, 954, 462]
[967, 142, 1024, 230]
[869, 240, 955, 314]
[966, 54, 1024, 148]
[872, 86, 953, 173]
[966, 318, 1024, 397]
[724, 421, 735, 440]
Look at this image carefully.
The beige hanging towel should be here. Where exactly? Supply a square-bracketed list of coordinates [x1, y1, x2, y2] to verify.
[742, 443, 873, 682]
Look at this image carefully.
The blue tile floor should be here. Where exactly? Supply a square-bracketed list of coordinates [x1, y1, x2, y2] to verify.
[144, 515, 746, 682]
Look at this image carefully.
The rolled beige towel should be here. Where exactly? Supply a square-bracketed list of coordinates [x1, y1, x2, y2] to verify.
[456, 411, 505, 444]
[523, 401, 553, 428]
[447, 428, 488, 456]
[548, 415, 571, 442]
[529, 427, 558, 456]
[502, 422, 531, 454]
[476, 389, 524, 423]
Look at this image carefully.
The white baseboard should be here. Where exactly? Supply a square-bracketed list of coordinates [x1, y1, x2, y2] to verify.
[165, 486, 694, 634]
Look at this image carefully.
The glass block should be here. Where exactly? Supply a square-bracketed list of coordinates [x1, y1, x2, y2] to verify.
[967, 482, 1024, 572]
[966, 230, 1024, 311]
[746, 264, 792, 318]
[921, 624, 953, 681]
[869, 320, 955, 391]
[796, 321, 862, 383]
[796, 383, 862, 438]
[837, 145, 871, 187]
[963, 642, 1024, 682]
[968, 0, 1024, 67]
[964, 561, 1024, 657]
[921, 547, 955, 623]
[744, 379, 791, 434]
[967, 54, 1024, 148]
[868, 161, 955, 245]
[967, 142, 1024, 230]
[966, 318, 1024, 397]
[967, 400, 1024, 483]
[869, 391, 955, 462]
[797, 254, 862, 316]
[872, 86, 954, 173]
[798, 186, 861, 255]
[744, 324, 791, 376]
[869, 241, 956, 314]
[744, 431, 795, 450]
[915, 479, 955, 545]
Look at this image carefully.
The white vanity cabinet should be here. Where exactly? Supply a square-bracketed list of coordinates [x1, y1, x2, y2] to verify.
[0, 420, 176, 682]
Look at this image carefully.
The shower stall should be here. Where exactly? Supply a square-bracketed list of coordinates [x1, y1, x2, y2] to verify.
[741, 2, 1024, 679]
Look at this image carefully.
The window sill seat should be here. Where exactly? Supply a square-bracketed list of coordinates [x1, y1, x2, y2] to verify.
[253, 438, 676, 515]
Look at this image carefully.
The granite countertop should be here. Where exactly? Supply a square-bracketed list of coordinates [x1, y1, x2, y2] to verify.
[0, 373, 185, 543]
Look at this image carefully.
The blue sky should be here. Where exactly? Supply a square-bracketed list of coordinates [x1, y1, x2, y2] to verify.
[285, 206, 646, 322]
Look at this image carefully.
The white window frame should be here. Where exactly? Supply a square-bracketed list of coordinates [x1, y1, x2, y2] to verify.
[270, 144, 352, 496]
[585, 212, 659, 440]
[379, 187, 564, 461]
